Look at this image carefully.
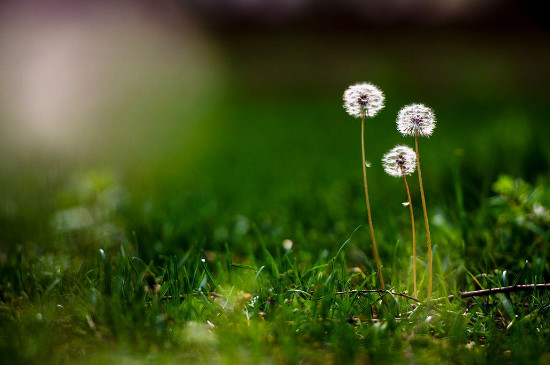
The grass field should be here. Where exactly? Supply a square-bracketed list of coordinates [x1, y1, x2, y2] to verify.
[1, 28, 550, 364]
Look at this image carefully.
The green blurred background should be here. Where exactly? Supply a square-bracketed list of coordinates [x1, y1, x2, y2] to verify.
[0, 0, 549, 267]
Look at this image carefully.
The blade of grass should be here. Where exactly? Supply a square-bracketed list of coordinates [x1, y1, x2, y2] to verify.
[252, 223, 279, 278]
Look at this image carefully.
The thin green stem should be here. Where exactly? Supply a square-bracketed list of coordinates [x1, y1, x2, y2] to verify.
[362, 117, 385, 290]
[415, 132, 432, 298]
[403, 175, 416, 297]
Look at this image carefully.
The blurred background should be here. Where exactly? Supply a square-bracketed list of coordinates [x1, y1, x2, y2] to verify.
[0, 0, 549, 267]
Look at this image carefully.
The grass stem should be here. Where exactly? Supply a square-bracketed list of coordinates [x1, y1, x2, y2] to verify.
[403, 174, 416, 297]
[415, 132, 432, 298]
[362, 117, 385, 290]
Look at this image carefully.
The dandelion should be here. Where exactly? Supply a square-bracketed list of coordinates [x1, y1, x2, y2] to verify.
[343, 82, 386, 290]
[343, 82, 385, 119]
[396, 103, 436, 137]
[382, 145, 418, 295]
[396, 103, 436, 297]
[282, 239, 293, 251]
[382, 145, 417, 177]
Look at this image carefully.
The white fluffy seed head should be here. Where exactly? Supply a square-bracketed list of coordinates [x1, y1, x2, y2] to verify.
[396, 103, 436, 137]
[382, 145, 417, 177]
[343, 82, 385, 118]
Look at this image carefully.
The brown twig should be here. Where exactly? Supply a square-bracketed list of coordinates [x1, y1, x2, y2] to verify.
[445, 283, 550, 302]
[161, 292, 223, 301]
[333, 289, 421, 303]
[159, 285, 550, 306]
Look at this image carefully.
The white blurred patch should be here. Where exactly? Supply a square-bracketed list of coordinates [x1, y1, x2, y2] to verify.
[181, 321, 218, 346]
[0, 2, 220, 161]
[282, 238, 293, 251]
[53, 206, 95, 232]
[51, 169, 127, 244]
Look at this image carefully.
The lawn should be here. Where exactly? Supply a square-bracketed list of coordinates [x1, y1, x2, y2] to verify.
[1, 27, 550, 364]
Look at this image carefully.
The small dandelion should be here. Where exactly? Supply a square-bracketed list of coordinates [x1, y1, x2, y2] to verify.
[343, 82, 385, 119]
[282, 239, 293, 251]
[382, 145, 418, 295]
[396, 103, 436, 298]
[396, 103, 436, 137]
[343, 82, 386, 290]
[382, 145, 417, 177]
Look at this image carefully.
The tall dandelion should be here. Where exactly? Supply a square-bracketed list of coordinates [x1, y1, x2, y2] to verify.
[396, 103, 436, 298]
[382, 145, 418, 296]
[343, 82, 385, 290]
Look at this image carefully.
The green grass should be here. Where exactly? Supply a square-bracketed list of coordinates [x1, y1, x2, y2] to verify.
[1, 217, 549, 364]
[1, 30, 550, 364]
[1, 170, 549, 364]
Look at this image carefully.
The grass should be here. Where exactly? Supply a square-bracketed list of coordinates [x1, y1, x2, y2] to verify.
[1, 218, 549, 364]
[1, 31, 550, 364]
[1, 159, 549, 364]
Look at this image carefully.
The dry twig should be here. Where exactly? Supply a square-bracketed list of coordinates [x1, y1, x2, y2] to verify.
[445, 283, 550, 301]
[332, 289, 421, 303]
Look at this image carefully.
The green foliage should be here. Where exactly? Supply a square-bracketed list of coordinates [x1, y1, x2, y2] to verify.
[1, 204, 550, 364]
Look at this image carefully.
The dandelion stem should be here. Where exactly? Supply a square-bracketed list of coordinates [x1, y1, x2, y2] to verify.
[415, 132, 432, 298]
[402, 174, 416, 297]
[362, 117, 385, 290]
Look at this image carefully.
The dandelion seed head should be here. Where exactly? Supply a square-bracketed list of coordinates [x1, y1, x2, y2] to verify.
[282, 239, 293, 251]
[396, 103, 436, 137]
[343, 82, 385, 118]
[382, 145, 417, 177]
